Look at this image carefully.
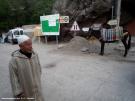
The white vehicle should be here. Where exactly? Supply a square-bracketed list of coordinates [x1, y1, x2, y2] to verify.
[7, 28, 24, 44]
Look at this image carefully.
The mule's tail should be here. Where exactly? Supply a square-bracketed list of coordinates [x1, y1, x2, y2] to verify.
[127, 34, 131, 49]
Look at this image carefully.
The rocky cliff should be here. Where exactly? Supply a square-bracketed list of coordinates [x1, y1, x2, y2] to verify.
[53, 0, 135, 25]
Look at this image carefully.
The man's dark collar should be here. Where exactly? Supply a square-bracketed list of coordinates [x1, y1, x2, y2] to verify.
[19, 50, 32, 58]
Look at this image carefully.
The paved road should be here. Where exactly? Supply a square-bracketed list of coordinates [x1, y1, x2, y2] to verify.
[0, 43, 135, 101]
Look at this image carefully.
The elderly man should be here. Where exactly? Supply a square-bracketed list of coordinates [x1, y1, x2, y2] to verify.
[9, 35, 44, 101]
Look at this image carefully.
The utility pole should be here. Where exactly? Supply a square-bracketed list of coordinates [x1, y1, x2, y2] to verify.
[116, 0, 122, 27]
[111, 6, 114, 19]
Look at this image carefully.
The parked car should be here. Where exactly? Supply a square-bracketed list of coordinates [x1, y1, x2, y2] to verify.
[6, 28, 24, 44]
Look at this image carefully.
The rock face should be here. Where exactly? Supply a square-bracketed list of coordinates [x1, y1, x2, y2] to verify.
[53, 0, 135, 40]
[53, 0, 135, 24]
[53, 0, 112, 22]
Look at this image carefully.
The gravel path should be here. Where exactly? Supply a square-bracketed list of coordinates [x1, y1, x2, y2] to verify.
[0, 41, 135, 101]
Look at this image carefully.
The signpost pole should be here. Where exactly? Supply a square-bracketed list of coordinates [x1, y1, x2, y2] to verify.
[45, 35, 48, 44]
[56, 35, 59, 45]
[112, 6, 114, 20]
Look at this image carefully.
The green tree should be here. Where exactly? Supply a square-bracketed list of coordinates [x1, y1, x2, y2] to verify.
[0, 0, 10, 31]
[0, 0, 54, 32]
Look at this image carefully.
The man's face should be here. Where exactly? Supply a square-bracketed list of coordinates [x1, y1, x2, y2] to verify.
[19, 39, 32, 53]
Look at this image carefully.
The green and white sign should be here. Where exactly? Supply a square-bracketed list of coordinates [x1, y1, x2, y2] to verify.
[40, 14, 60, 35]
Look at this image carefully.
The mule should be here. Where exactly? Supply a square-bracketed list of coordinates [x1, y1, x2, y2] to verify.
[87, 26, 131, 57]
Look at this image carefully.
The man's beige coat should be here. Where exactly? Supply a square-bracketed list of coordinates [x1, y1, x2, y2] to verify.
[9, 50, 44, 101]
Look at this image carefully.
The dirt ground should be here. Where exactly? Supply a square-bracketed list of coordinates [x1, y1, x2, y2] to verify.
[0, 37, 135, 101]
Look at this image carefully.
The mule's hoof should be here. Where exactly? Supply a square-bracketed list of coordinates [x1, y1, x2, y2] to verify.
[123, 54, 127, 57]
[99, 53, 104, 56]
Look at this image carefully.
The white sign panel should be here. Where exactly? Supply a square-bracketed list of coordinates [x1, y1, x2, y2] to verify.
[107, 19, 118, 25]
[59, 16, 69, 23]
[82, 27, 89, 32]
[70, 21, 80, 31]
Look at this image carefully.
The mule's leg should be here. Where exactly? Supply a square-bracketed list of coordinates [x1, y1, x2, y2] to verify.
[100, 41, 105, 55]
[121, 36, 128, 57]
[127, 34, 131, 49]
